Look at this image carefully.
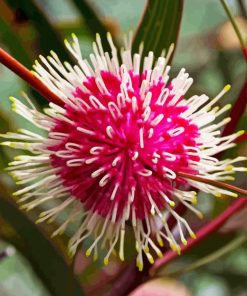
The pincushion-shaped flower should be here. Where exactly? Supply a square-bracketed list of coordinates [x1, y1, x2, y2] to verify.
[1, 34, 246, 270]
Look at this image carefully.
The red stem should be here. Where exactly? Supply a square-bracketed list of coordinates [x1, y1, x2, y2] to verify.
[243, 48, 247, 61]
[150, 197, 247, 275]
[177, 172, 247, 197]
[0, 48, 62, 106]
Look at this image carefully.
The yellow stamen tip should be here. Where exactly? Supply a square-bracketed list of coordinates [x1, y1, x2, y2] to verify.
[147, 256, 154, 264]
[9, 96, 15, 102]
[170, 243, 176, 251]
[182, 239, 187, 245]
[190, 232, 196, 239]
[157, 238, 164, 247]
[192, 197, 197, 205]
[93, 254, 98, 261]
[85, 249, 91, 257]
[169, 201, 176, 207]
[225, 165, 234, 171]
[215, 192, 222, 198]
[138, 263, 143, 271]
[224, 84, 231, 92]
[238, 130, 245, 136]
[157, 251, 163, 258]
[104, 258, 109, 266]
[144, 246, 149, 253]
[119, 255, 124, 262]
[197, 213, 204, 219]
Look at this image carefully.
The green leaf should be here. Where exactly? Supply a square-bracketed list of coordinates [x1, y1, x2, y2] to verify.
[0, 18, 32, 67]
[70, 0, 117, 51]
[0, 183, 85, 296]
[133, 0, 184, 60]
[0, 240, 51, 296]
[5, 0, 72, 62]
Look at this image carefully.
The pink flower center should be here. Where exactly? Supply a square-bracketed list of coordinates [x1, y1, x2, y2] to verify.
[49, 70, 200, 221]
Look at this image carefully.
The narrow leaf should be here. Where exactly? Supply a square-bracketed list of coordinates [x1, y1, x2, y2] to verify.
[0, 183, 85, 296]
[70, 0, 115, 50]
[5, 0, 72, 62]
[133, 0, 184, 60]
[0, 18, 32, 67]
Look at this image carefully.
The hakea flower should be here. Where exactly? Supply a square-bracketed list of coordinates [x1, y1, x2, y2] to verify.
[1, 33, 246, 271]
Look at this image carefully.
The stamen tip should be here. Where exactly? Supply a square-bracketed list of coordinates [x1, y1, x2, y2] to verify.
[238, 130, 245, 136]
[148, 256, 154, 264]
[190, 232, 196, 239]
[215, 192, 222, 198]
[224, 84, 231, 92]
[103, 258, 109, 266]
[169, 201, 176, 207]
[119, 255, 124, 262]
[157, 250, 163, 258]
[182, 239, 187, 245]
[197, 213, 204, 219]
[225, 165, 234, 171]
[157, 238, 164, 247]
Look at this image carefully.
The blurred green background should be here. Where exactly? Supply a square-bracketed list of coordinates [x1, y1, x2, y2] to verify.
[0, 0, 246, 295]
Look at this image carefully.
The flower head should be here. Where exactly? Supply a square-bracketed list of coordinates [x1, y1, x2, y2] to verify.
[1, 33, 246, 270]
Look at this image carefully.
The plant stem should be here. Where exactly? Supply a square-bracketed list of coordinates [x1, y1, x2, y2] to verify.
[150, 198, 247, 276]
[177, 171, 247, 197]
[169, 233, 246, 276]
[220, 0, 246, 49]
[0, 48, 62, 106]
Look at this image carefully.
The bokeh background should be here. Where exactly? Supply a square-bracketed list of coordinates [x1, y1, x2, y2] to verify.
[0, 0, 246, 295]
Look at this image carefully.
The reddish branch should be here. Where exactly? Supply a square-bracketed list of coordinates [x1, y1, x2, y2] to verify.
[243, 48, 247, 61]
[150, 197, 247, 275]
[0, 48, 62, 106]
[177, 172, 247, 197]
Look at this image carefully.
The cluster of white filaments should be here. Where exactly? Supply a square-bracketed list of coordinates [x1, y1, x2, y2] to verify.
[1, 33, 246, 270]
